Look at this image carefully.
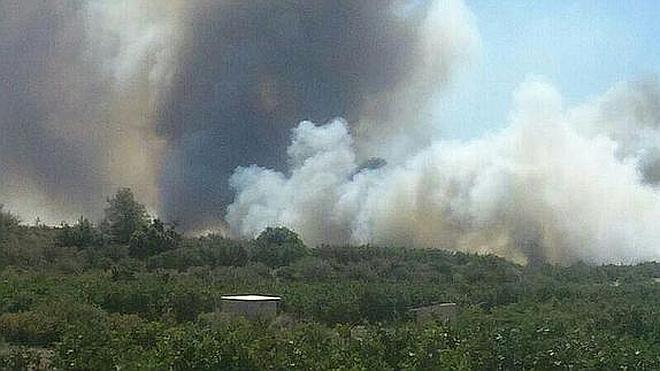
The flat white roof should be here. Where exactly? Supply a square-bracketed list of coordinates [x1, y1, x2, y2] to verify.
[221, 295, 281, 301]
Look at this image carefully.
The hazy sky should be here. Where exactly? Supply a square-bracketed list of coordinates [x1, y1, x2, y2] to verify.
[438, 0, 660, 138]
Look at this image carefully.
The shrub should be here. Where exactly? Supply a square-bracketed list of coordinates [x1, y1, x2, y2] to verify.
[146, 235, 249, 271]
[282, 256, 335, 281]
[0, 343, 50, 371]
[0, 301, 105, 346]
[56, 216, 103, 248]
[129, 219, 180, 258]
[81, 244, 131, 269]
[252, 227, 309, 268]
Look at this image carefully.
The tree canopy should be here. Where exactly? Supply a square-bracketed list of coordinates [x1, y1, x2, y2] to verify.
[103, 188, 149, 244]
[0, 205, 19, 242]
[252, 226, 309, 267]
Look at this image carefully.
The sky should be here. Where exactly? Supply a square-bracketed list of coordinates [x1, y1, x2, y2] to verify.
[437, 0, 660, 139]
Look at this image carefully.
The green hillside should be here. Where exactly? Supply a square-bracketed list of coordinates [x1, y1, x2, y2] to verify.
[1, 198, 658, 370]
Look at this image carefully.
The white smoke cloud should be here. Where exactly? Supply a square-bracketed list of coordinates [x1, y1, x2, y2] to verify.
[86, 0, 185, 215]
[227, 78, 660, 264]
[570, 78, 660, 183]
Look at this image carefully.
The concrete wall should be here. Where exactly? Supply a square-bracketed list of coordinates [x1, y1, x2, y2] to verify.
[222, 300, 279, 320]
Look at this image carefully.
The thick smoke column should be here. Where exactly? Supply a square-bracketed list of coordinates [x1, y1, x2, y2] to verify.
[0, 0, 475, 228]
[156, 0, 478, 230]
[3, 1, 659, 264]
[0, 1, 183, 222]
[227, 78, 660, 264]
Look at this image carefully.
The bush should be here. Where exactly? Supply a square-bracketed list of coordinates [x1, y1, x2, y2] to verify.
[56, 216, 103, 248]
[0, 342, 50, 371]
[281, 256, 335, 281]
[129, 219, 180, 258]
[81, 244, 131, 269]
[146, 235, 249, 271]
[0, 301, 105, 346]
[252, 227, 309, 268]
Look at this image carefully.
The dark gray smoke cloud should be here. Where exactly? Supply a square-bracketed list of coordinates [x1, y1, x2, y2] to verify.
[0, 0, 476, 230]
[156, 1, 449, 230]
[1, 1, 178, 222]
[0, 2, 110, 221]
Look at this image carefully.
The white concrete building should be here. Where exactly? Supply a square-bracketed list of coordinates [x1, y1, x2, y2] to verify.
[220, 295, 281, 320]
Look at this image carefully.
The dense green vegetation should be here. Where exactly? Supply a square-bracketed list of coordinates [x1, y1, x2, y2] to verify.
[0, 191, 658, 370]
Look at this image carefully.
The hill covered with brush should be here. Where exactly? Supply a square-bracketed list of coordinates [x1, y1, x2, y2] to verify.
[0, 191, 658, 370]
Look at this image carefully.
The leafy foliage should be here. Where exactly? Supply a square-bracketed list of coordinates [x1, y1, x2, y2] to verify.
[146, 234, 249, 271]
[103, 188, 149, 244]
[252, 227, 309, 267]
[129, 219, 180, 258]
[0, 205, 19, 242]
[0, 210, 658, 369]
[57, 216, 103, 248]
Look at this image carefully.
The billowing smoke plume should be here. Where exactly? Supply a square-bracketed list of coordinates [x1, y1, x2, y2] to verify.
[157, 0, 478, 230]
[0, 0, 476, 230]
[227, 78, 660, 264]
[3, 1, 659, 264]
[0, 0, 184, 222]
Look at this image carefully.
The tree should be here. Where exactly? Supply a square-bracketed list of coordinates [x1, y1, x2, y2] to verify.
[57, 216, 102, 248]
[103, 188, 149, 244]
[0, 205, 20, 242]
[129, 219, 180, 258]
[251, 227, 309, 267]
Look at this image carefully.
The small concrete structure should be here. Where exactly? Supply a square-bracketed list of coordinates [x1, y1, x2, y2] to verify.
[410, 302, 457, 324]
[221, 295, 281, 320]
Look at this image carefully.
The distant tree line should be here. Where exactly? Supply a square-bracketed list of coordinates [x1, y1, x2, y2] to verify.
[51, 188, 308, 265]
[55, 188, 180, 258]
